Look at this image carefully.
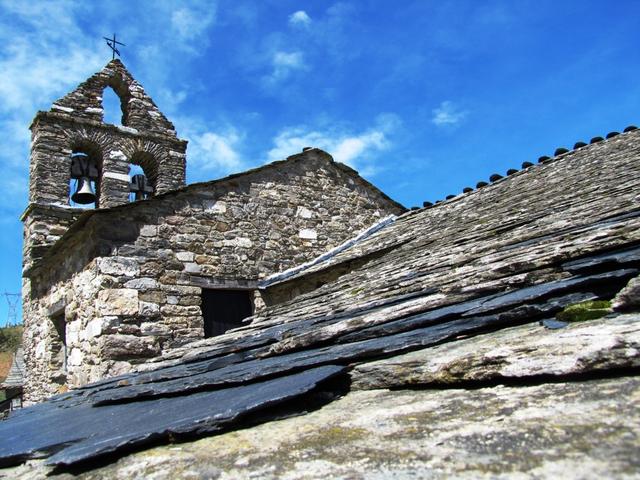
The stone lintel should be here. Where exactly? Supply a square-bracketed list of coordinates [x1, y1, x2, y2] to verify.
[103, 172, 132, 183]
[188, 275, 258, 291]
[47, 298, 66, 317]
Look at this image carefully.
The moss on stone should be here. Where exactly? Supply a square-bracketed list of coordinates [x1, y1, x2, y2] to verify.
[556, 300, 612, 322]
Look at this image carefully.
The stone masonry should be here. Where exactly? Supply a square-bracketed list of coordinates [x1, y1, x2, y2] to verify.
[21, 62, 405, 403]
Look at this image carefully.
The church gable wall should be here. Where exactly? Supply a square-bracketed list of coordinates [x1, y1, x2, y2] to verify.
[23, 150, 405, 402]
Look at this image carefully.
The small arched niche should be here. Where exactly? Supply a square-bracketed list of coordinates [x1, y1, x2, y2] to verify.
[69, 141, 102, 209]
[128, 151, 157, 202]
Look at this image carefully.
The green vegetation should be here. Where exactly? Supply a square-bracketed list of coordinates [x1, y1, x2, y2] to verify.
[0, 325, 23, 353]
[556, 300, 612, 322]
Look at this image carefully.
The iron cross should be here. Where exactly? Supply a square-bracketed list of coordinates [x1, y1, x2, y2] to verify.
[104, 33, 125, 60]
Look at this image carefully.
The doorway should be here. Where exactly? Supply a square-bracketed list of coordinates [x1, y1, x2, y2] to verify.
[201, 289, 253, 337]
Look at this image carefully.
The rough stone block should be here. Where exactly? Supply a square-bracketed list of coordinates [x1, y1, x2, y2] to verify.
[124, 278, 160, 291]
[97, 289, 139, 316]
[299, 229, 318, 240]
[139, 301, 160, 317]
[160, 304, 201, 316]
[140, 322, 172, 337]
[176, 251, 194, 262]
[139, 291, 166, 304]
[296, 206, 313, 218]
[140, 225, 158, 237]
[203, 200, 227, 213]
[184, 263, 201, 274]
[100, 334, 160, 360]
[223, 237, 253, 248]
[86, 318, 104, 339]
[67, 347, 84, 366]
[97, 257, 140, 277]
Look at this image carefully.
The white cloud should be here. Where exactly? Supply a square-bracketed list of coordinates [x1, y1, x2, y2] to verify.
[171, 5, 217, 42]
[175, 116, 245, 177]
[266, 51, 307, 83]
[266, 114, 400, 176]
[274, 51, 304, 69]
[431, 101, 468, 127]
[194, 131, 243, 170]
[157, 88, 188, 113]
[289, 10, 311, 27]
[332, 132, 386, 165]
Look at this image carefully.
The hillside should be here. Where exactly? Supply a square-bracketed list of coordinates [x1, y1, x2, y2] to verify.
[0, 326, 22, 382]
[0, 352, 11, 382]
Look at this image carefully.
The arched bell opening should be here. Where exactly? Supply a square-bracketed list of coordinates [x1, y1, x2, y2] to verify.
[101, 75, 131, 126]
[128, 151, 157, 202]
[101, 87, 124, 126]
[69, 141, 103, 209]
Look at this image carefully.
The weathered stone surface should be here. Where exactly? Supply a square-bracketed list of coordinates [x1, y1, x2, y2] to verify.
[351, 313, 640, 390]
[124, 277, 159, 291]
[613, 275, 640, 311]
[99, 334, 160, 359]
[6, 375, 638, 479]
[96, 257, 140, 277]
[96, 289, 138, 316]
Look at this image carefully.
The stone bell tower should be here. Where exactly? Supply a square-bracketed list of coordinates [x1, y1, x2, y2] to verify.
[21, 59, 187, 274]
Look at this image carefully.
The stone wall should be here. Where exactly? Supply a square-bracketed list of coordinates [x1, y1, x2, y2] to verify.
[23, 149, 405, 402]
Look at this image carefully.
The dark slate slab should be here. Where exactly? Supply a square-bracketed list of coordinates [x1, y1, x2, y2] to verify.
[0, 365, 346, 467]
[561, 244, 640, 274]
[463, 269, 637, 317]
[338, 291, 596, 343]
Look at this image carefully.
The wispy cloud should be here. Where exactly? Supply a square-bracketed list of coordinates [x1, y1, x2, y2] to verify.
[171, 4, 217, 46]
[192, 131, 243, 171]
[265, 50, 307, 84]
[431, 101, 468, 127]
[289, 10, 311, 27]
[267, 114, 400, 176]
[175, 116, 245, 179]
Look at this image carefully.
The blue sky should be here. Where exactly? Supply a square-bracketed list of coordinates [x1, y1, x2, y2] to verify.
[1, 0, 640, 326]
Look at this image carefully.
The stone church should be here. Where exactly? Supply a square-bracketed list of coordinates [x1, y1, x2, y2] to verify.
[4, 57, 639, 476]
[21, 60, 405, 402]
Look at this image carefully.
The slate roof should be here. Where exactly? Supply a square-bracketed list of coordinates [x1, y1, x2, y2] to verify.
[1, 348, 24, 389]
[1, 127, 639, 469]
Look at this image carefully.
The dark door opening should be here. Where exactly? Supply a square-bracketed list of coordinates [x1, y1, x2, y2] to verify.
[201, 289, 253, 338]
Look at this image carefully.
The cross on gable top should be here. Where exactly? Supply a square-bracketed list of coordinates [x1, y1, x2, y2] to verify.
[103, 33, 125, 60]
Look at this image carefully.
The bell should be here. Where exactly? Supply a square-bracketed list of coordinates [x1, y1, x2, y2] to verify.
[71, 177, 96, 204]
